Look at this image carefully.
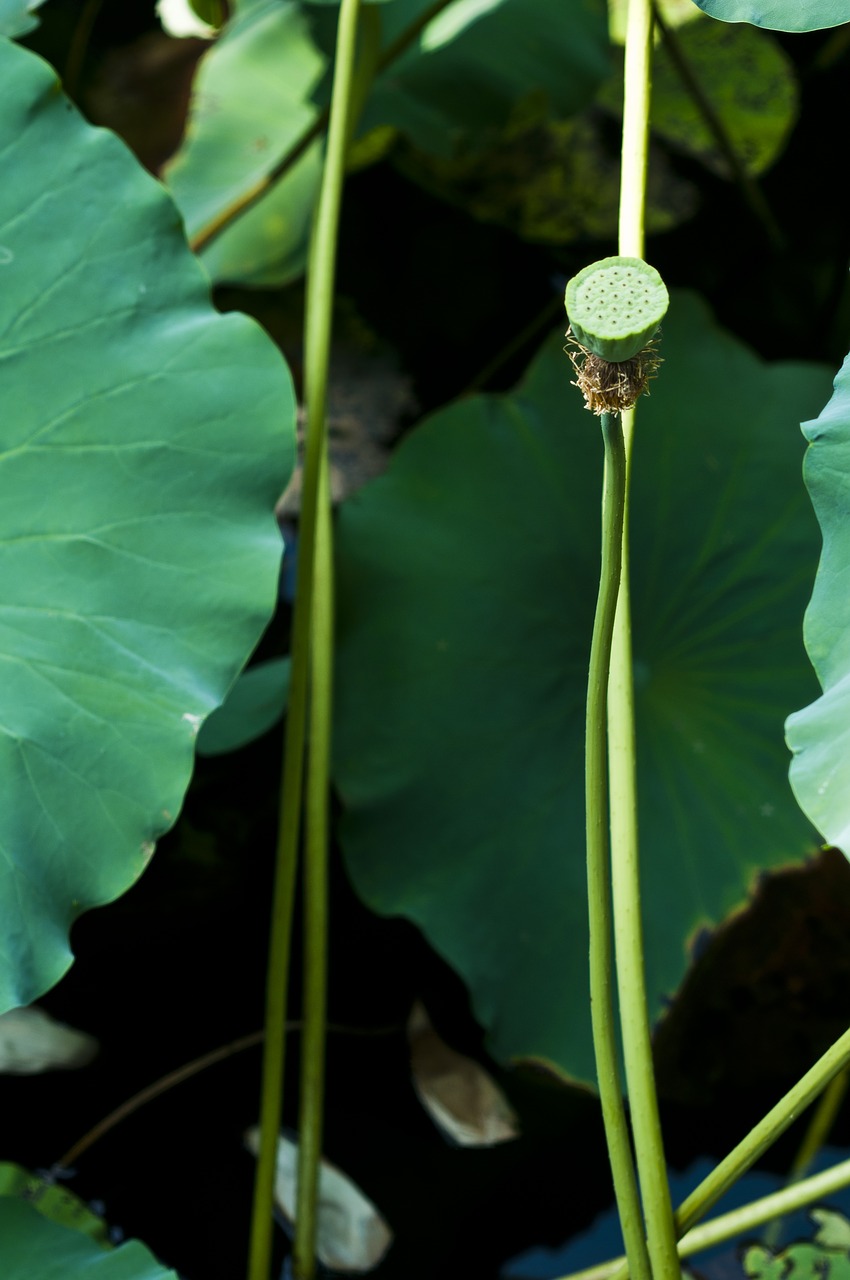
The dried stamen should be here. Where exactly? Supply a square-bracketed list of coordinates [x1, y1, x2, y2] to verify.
[565, 328, 663, 416]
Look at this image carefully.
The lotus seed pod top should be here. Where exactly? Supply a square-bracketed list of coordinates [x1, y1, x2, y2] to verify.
[565, 257, 669, 363]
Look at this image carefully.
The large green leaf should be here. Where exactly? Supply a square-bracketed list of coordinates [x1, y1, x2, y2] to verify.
[0, 0, 44, 37]
[599, 16, 798, 179]
[690, 0, 850, 32]
[333, 293, 832, 1084]
[0, 1165, 110, 1246]
[0, 39, 294, 1010]
[196, 656, 290, 755]
[0, 1198, 177, 1278]
[163, 0, 326, 287]
[786, 356, 850, 853]
[352, 0, 611, 157]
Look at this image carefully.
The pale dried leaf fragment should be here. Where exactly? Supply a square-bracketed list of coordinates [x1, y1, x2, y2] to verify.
[407, 1001, 520, 1147]
[156, 0, 217, 37]
[244, 1129, 392, 1273]
[0, 1007, 98, 1074]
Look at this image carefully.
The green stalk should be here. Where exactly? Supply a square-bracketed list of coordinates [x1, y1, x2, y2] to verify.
[599, 1022, 850, 1280]
[246, 0, 362, 1276]
[610, 0, 679, 1275]
[289, 7, 378, 1269]
[618, 0, 652, 259]
[763, 1063, 850, 1247]
[291, 8, 378, 1274]
[787, 1064, 850, 1183]
[672, 1024, 850, 1242]
[293, 455, 334, 1280]
[587, 411, 652, 1280]
[556, 1153, 850, 1280]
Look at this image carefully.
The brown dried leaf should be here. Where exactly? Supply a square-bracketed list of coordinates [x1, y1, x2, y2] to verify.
[407, 1001, 520, 1147]
[244, 1130, 392, 1273]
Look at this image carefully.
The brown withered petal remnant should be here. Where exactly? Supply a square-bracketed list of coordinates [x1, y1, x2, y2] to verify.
[565, 328, 663, 416]
[407, 1001, 520, 1147]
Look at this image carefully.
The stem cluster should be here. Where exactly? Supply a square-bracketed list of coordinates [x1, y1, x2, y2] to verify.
[582, 7, 850, 1280]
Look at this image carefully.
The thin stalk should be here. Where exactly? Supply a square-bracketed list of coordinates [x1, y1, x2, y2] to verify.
[618, 0, 653, 259]
[763, 1064, 849, 1247]
[53, 1031, 264, 1173]
[291, 7, 380, 1273]
[600, 1022, 850, 1280]
[672, 1025, 850, 1241]
[612, 0, 680, 1276]
[51, 1020, 397, 1178]
[586, 411, 651, 1280]
[608, 464, 678, 1279]
[790, 1061, 850, 1175]
[556, 1153, 850, 1280]
[189, 0, 455, 256]
[247, 0, 362, 1275]
[292, 452, 333, 1280]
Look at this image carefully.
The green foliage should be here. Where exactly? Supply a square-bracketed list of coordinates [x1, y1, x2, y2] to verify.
[396, 9, 796, 248]
[1, 0, 849, 1270]
[393, 96, 698, 243]
[811, 1209, 850, 1251]
[0, 1165, 110, 1247]
[689, 0, 850, 31]
[170, 0, 610, 286]
[352, 0, 611, 156]
[196, 657, 291, 754]
[164, 0, 326, 287]
[0, 1197, 178, 1278]
[0, 0, 44, 37]
[787, 355, 850, 855]
[0, 36, 295, 1013]
[744, 1211, 850, 1280]
[600, 16, 799, 179]
[187, 0, 227, 27]
[333, 293, 832, 1083]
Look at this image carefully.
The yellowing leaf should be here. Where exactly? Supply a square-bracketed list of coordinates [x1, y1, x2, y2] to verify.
[652, 19, 798, 178]
[408, 1002, 520, 1147]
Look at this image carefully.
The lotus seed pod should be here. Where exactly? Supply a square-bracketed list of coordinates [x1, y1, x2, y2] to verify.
[565, 257, 669, 363]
